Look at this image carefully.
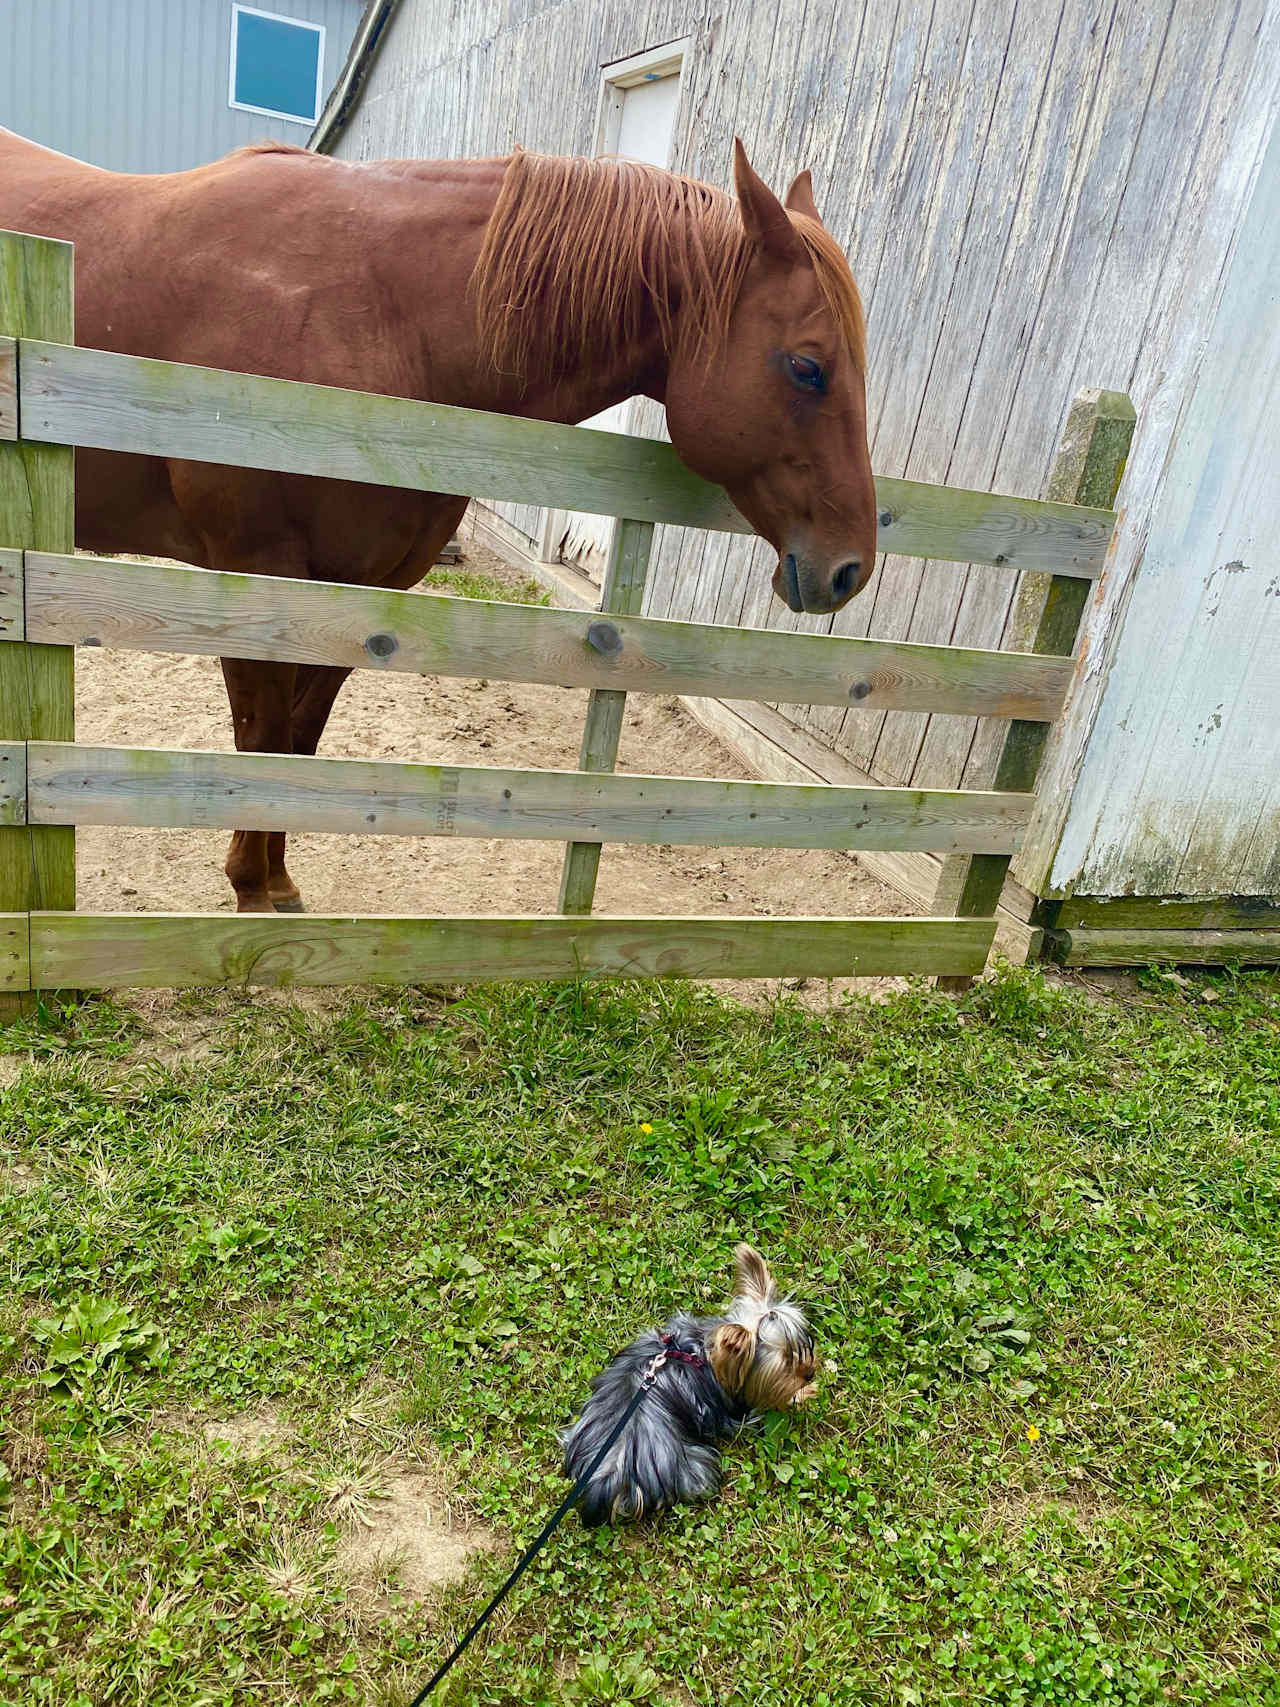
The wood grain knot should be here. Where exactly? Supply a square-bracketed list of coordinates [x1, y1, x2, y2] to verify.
[586, 621, 622, 656]
[878, 510, 894, 528]
[365, 632, 398, 660]
[849, 681, 873, 702]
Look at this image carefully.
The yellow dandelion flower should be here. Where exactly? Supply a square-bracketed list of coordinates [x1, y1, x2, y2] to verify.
[639, 1122, 653, 1134]
[1026, 1424, 1041, 1443]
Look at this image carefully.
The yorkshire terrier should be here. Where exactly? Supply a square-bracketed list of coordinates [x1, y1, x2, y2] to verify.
[561, 1244, 817, 1526]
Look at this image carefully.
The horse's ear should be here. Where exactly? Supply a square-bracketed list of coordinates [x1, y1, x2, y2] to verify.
[784, 169, 821, 223]
[733, 138, 804, 261]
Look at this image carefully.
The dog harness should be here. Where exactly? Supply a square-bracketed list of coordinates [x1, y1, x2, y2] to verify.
[658, 1331, 706, 1371]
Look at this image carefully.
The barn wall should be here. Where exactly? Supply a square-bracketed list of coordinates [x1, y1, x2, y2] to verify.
[331, 0, 1280, 894]
[1035, 106, 1280, 898]
[1, 0, 363, 174]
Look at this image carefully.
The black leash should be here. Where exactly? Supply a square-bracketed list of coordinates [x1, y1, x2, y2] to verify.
[406, 1349, 669, 1705]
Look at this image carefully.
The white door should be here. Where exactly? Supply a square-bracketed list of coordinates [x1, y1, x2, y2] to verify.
[547, 53, 684, 579]
[615, 70, 682, 163]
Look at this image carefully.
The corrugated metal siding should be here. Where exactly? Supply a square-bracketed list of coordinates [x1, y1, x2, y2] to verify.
[0, 0, 363, 173]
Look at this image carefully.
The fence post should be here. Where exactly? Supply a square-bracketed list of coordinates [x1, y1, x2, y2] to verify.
[0, 231, 76, 1015]
[934, 387, 1135, 993]
[557, 517, 655, 914]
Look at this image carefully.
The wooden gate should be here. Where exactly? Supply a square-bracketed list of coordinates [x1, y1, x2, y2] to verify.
[0, 230, 1130, 1006]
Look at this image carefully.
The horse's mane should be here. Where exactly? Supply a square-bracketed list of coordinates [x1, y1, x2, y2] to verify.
[470, 149, 865, 386]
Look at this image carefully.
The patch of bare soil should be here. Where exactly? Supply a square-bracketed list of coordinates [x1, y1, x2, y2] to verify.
[202, 1406, 289, 1459]
[191, 1404, 496, 1606]
[333, 1468, 497, 1607]
[117, 992, 232, 1069]
[983, 1476, 1127, 1537]
[74, 543, 910, 1007]
[0, 1158, 39, 1194]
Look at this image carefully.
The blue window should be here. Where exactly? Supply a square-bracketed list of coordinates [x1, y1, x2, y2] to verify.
[229, 5, 325, 126]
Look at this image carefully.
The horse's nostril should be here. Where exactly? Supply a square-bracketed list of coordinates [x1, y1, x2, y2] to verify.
[782, 553, 801, 607]
[833, 560, 861, 600]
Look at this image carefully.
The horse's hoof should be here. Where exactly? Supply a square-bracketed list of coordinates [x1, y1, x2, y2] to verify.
[271, 896, 306, 913]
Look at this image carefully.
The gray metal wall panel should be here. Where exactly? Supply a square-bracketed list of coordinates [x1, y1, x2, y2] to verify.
[1, 0, 363, 172]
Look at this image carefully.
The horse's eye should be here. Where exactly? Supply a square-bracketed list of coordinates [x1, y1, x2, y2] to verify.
[787, 354, 826, 392]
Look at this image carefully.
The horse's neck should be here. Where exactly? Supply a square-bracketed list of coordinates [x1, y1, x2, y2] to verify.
[520, 342, 669, 424]
[377, 156, 669, 424]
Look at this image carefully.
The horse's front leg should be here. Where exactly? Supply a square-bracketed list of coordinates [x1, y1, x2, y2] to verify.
[262, 497, 469, 912]
[220, 657, 298, 913]
[264, 664, 355, 912]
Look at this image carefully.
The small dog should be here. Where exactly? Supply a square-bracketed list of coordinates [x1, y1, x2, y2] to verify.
[561, 1244, 817, 1526]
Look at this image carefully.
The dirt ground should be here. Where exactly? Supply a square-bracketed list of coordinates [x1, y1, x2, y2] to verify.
[197, 1405, 495, 1607]
[73, 542, 909, 995]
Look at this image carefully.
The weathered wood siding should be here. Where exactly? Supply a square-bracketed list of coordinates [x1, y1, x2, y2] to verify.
[1028, 103, 1280, 899]
[331, 0, 1280, 894]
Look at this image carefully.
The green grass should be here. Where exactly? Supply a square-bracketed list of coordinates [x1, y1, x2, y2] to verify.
[422, 563, 549, 605]
[2, 964, 1279, 1705]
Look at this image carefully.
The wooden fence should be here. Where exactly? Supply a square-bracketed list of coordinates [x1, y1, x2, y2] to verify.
[0, 228, 1130, 1006]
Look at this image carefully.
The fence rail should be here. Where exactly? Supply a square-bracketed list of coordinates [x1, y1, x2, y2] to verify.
[5, 741, 1034, 853]
[2, 912, 998, 992]
[20, 339, 1117, 575]
[20, 551, 1075, 719]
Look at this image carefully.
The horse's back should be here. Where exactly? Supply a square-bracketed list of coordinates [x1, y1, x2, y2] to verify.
[0, 130, 460, 571]
[0, 130, 326, 364]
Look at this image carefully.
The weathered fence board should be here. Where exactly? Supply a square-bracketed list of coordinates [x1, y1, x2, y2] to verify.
[1055, 895, 1280, 931]
[27, 912, 996, 989]
[0, 233, 74, 1019]
[0, 550, 22, 641]
[935, 390, 1136, 990]
[18, 340, 1117, 575]
[20, 552, 1074, 720]
[1055, 927, 1280, 967]
[0, 337, 16, 441]
[559, 516, 654, 912]
[0, 742, 24, 824]
[0, 913, 28, 991]
[19, 741, 1034, 853]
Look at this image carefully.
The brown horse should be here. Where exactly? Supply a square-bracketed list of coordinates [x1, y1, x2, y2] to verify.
[0, 129, 876, 913]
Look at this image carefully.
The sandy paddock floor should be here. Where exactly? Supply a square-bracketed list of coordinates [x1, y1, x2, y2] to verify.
[72, 544, 909, 993]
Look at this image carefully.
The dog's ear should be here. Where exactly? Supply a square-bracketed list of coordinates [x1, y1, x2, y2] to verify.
[733, 1244, 778, 1307]
[708, 1322, 755, 1395]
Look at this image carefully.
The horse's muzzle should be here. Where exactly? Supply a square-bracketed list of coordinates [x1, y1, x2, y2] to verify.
[775, 551, 871, 615]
